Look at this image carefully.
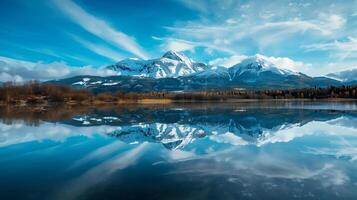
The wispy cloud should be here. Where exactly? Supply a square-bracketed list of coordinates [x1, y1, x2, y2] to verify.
[303, 37, 357, 59]
[69, 34, 124, 61]
[165, 14, 346, 53]
[154, 36, 236, 54]
[209, 55, 248, 68]
[164, 0, 357, 75]
[153, 36, 196, 52]
[256, 54, 312, 73]
[317, 61, 357, 77]
[174, 0, 211, 13]
[175, 0, 239, 14]
[53, 0, 148, 59]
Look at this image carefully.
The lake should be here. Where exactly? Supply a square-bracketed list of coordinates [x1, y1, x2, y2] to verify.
[1, 101, 357, 200]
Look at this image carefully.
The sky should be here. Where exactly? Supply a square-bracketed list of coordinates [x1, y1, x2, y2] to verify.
[0, 0, 357, 81]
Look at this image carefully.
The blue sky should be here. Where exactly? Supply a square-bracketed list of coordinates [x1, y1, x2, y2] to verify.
[0, 0, 357, 81]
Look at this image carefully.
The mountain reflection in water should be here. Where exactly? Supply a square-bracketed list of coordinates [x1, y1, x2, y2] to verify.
[0, 101, 357, 200]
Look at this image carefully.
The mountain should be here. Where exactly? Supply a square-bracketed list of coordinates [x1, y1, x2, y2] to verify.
[179, 55, 340, 90]
[225, 55, 340, 89]
[107, 51, 208, 78]
[47, 53, 342, 92]
[229, 55, 300, 80]
[326, 68, 357, 83]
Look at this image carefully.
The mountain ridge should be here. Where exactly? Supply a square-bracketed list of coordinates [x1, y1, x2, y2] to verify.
[106, 50, 208, 78]
[46, 51, 347, 92]
[106, 51, 306, 79]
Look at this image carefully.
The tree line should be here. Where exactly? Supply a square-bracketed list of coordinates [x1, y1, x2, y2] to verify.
[0, 81, 91, 104]
[0, 81, 356, 104]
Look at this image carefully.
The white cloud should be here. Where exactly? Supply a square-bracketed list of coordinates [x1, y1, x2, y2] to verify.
[162, 39, 196, 52]
[256, 16, 344, 36]
[0, 56, 116, 82]
[154, 36, 236, 55]
[167, 0, 356, 74]
[225, 18, 238, 24]
[326, 14, 347, 31]
[176, 0, 241, 14]
[319, 61, 357, 78]
[53, 0, 148, 59]
[174, 0, 210, 13]
[257, 54, 312, 72]
[166, 14, 347, 53]
[303, 37, 357, 59]
[0, 72, 24, 82]
[250, 16, 346, 48]
[209, 55, 247, 67]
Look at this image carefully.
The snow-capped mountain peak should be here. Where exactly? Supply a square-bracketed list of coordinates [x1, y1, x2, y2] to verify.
[106, 51, 206, 78]
[106, 52, 304, 79]
[162, 50, 191, 63]
[229, 55, 299, 78]
[95, 52, 342, 90]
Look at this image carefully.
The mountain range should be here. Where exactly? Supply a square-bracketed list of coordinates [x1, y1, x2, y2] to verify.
[48, 51, 353, 92]
[107, 51, 208, 78]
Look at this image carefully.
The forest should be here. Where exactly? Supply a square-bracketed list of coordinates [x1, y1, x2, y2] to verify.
[0, 81, 357, 104]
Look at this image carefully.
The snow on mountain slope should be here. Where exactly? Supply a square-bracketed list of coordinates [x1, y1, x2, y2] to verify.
[185, 55, 302, 81]
[49, 52, 343, 91]
[107, 121, 305, 149]
[229, 55, 300, 78]
[228, 55, 300, 79]
[105, 52, 333, 87]
[107, 51, 207, 78]
[190, 66, 230, 78]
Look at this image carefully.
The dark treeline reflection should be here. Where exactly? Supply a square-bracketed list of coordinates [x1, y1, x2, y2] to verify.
[1, 101, 355, 127]
[0, 105, 90, 126]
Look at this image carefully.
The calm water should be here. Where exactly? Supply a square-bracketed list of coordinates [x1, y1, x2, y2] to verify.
[1, 101, 357, 200]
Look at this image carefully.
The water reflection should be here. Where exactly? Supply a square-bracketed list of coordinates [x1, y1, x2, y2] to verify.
[0, 102, 357, 200]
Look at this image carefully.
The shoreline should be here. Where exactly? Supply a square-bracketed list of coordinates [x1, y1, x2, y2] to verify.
[1, 98, 357, 106]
